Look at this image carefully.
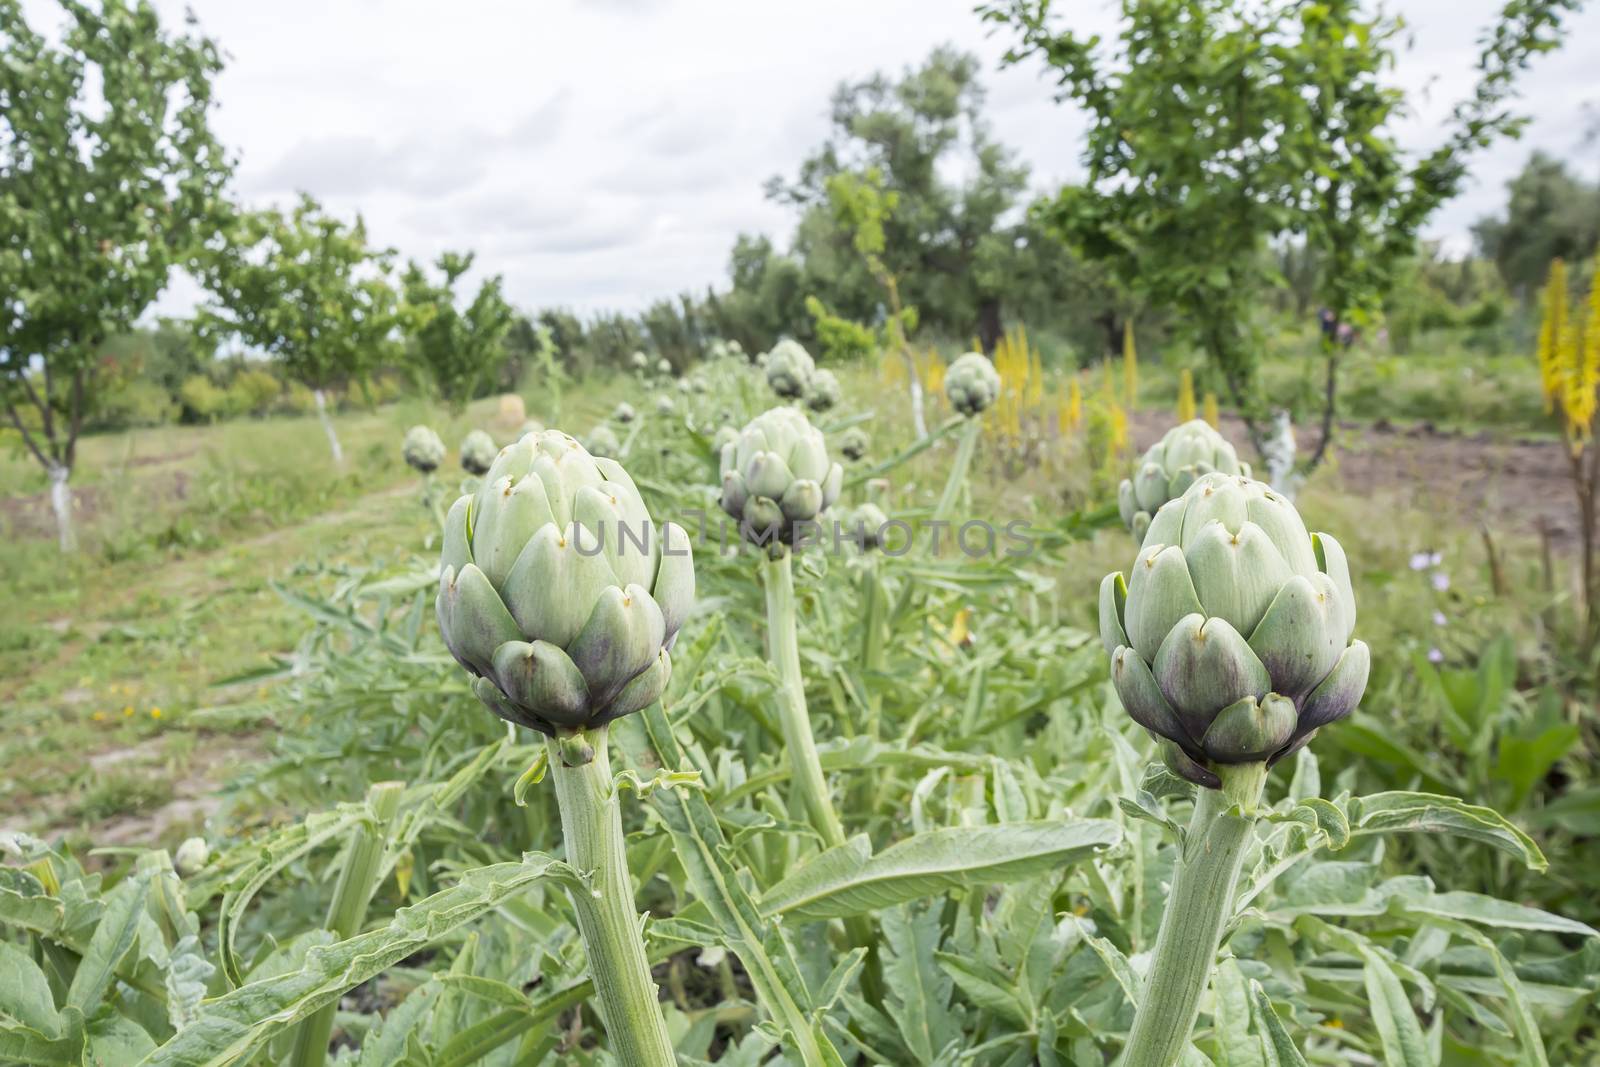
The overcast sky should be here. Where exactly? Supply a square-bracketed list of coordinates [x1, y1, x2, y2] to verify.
[65, 0, 1600, 317]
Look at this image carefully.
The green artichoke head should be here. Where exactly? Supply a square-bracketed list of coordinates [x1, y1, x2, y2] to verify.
[613, 402, 636, 425]
[712, 425, 739, 454]
[765, 339, 815, 400]
[403, 425, 446, 473]
[806, 368, 841, 413]
[656, 395, 676, 415]
[847, 502, 890, 551]
[629, 350, 648, 371]
[839, 426, 869, 462]
[460, 430, 498, 475]
[656, 358, 672, 376]
[1099, 472, 1368, 788]
[519, 418, 545, 438]
[437, 429, 695, 737]
[945, 352, 1001, 416]
[719, 406, 843, 546]
[583, 425, 621, 459]
[1119, 419, 1251, 542]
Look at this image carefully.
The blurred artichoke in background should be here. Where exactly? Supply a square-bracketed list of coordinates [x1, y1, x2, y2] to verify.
[838, 426, 869, 462]
[677, 378, 692, 395]
[847, 502, 890, 551]
[945, 352, 1001, 416]
[1099, 472, 1368, 788]
[613, 402, 636, 425]
[656, 358, 672, 376]
[174, 836, 209, 876]
[765, 339, 814, 400]
[437, 430, 695, 736]
[403, 425, 446, 473]
[806, 368, 840, 413]
[583, 425, 621, 458]
[520, 418, 545, 438]
[712, 425, 739, 454]
[629, 351, 648, 371]
[1119, 419, 1252, 543]
[656, 396, 676, 415]
[460, 430, 498, 476]
[719, 406, 843, 546]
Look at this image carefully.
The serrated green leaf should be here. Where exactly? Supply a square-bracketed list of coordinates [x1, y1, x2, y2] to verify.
[1349, 792, 1545, 870]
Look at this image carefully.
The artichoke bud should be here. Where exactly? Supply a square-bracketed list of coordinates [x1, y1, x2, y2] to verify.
[435, 430, 695, 736]
[718, 406, 842, 547]
[613, 402, 636, 424]
[839, 427, 869, 462]
[403, 425, 446, 473]
[459, 430, 498, 476]
[1100, 473, 1366, 785]
[583, 425, 620, 459]
[944, 352, 1001, 416]
[765, 339, 816, 400]
[1120, 419, 1252, 542]
[806, 368, 841, 413]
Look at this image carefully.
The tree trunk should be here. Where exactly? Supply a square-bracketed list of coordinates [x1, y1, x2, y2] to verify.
[1095, 311, 1123, 362]
[977, 297, 1002, 355]
[48, 464, 76, 553]
[313, 389, 344, 464]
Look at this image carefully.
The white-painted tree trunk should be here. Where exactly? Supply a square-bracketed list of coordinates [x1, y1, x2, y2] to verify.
[48, 464, 76, 553]
[908, 378, 928, 440]
[1264, 409, 1300, 500]
[313, 389, 344, 465]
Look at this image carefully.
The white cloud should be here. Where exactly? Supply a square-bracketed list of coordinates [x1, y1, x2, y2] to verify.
[95, 0, 1600, 318]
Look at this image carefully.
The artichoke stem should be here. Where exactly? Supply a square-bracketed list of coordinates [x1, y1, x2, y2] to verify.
[761, 550, 847, 849]
[548, 727, 677, 1067]
[1123, 761, 1266, 1067]
[288, 780, 405, 1067]
[933, 417, 983, 525]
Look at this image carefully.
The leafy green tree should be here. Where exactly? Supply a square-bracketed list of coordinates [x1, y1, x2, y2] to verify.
[1474, 152, 1600, 298]
[197, 195, 398, 463]
[0, 0, 230, 550]
[769, 47, 1031, 351]
[710, 235, 809, 353]
[400, 251, 514, 410]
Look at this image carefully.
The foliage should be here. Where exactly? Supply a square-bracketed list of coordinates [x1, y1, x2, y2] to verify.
[197, 195, 398, 394]
[1475, 152, 1600, 298]
[0, 0, 229, 510]
[400, 252, 515, 410]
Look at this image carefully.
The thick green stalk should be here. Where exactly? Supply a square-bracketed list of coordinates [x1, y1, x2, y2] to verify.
[761, 550, 846, 848]
[1123, 762, 1267, 1067]
[932, 417, 983, 524]
[289, 780, 405, 1067]
[548, 727, 676, 1067]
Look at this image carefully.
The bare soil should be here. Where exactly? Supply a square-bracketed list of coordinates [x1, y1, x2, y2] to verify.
[1131, 413, 1577, 546]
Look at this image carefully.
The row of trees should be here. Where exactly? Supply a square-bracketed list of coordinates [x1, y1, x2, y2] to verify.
[1, 1, 521, 548]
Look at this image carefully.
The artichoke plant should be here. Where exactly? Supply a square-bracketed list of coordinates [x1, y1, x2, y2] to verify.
[583, 424, 620, 459]
[839, 426, 869, 462]
[459, 429, 497, 476]
[765, 339, 814, 400]
[718, 406, 843, 546]
[629, 350, 648, 371]
[519, 418, 545, 438]
[945, 352, 1001, 416]
[711, 424, 738, 455]
[656, 358, 671, 376]
[1098, 471, 1368, 788]
[806, 368, 841, 413]
[613, 402, 636, 425]
[656, 395, 676, 415]
[848, 502, 890, 551]
[402, 425, 445, 473]
[435, 430, 692, 1065]
[1119, 418, 1252, 542]
[437, 429, 695, 738]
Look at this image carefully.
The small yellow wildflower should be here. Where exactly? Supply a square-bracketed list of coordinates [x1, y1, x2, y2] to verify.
[122, 705, 134, 717]
[150, 708, 163, 719]
[91, 711, 106, 722]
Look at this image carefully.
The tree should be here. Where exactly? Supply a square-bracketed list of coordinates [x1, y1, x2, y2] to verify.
[0, 0, 230, 550]
[400, 251, 514, 410]
[769, 47, 1032, 352]
[983, 0, 1580, 455]
[197, 195, 397, 463]
[1474, 152, 1600, 298]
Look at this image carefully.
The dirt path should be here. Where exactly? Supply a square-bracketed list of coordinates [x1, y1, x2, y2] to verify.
[1132, 413, 1575, 545]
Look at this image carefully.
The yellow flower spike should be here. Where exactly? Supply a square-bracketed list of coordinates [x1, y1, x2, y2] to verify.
[1203, 391, 1220, 428]
[1122, 320, 1138, 408]
[1176, 368, 1197, 422]
[1067, 376, 1083, 432]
